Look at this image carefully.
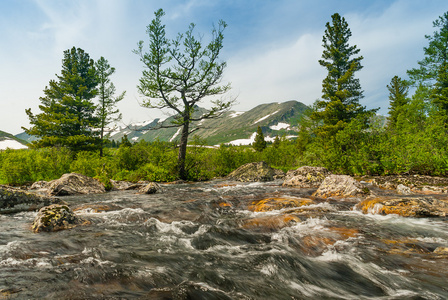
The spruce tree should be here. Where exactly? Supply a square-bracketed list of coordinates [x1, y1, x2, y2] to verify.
[24, 47, 100, 152]
[311, 13, 374, 137]
[253, 126, 267, 152]
[95, 56, 126, 157]
[407, 12, 448, 87]
[407, 11, 448, 119]
[387, 76, 410, 128]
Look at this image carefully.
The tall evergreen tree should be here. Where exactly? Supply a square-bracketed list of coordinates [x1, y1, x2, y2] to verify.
[407, 12, 448, 87]
[24, 47, 100, 152]
[95, 57, 126, 157]
[311, 13, 373, 136]
[387, 75, 410, 128]
[253, 126, 267, 152]
[134, 9, 233, 179]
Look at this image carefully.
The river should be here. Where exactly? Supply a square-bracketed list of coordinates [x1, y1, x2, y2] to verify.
[1, 180, 447, 299]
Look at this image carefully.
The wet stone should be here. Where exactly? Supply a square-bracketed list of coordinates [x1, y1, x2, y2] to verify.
[32, 204, 89, 233]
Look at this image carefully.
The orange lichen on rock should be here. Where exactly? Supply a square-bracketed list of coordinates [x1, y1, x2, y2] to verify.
[241, 214, 300, 230]
[327, 227, 359, 239]
[355, 197, 448, 217]
[249, 197, 313, 212]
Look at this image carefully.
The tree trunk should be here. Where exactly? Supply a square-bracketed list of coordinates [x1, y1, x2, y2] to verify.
[177, 121, 189, 180]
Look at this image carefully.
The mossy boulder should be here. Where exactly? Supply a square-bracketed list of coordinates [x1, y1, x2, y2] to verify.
[32, 204, 89, 233]
[355, 197, 448, 217]
[282, 166, 331, 188]
[313, 175, 369, 198]
[47, 173, 106, 196]
[227, 161, 283, 182]
[0, 185, 62, 214]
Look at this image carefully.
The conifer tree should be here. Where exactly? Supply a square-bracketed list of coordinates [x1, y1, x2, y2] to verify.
[95, 56, 126, 157]
[407, 11, 448, 119]
[408, 12, 448, 87]
[311, 13, 374, 137]
[24, 47, 100, 152]
[387, 76, 410, 128]
[253, 126, 267, 152]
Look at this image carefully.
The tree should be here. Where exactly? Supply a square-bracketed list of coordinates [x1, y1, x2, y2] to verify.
[387, 76, 410, 128]
[311, 13, 374, 137]
[134, 9, 233, 179]
[95, 56, 126, 157]
[407, 12, 448, 87]
[24, 47, 100, 152]
[253, 126, 267, 152]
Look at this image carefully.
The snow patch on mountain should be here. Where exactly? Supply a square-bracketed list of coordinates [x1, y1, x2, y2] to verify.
[230, 112, 244, 118]
[270, 122, 290, 130]
[226, 132, 277, 146]
[253, 110, 279, 125]
[170, 128, 182, 142]
[0, 138, 27, 150]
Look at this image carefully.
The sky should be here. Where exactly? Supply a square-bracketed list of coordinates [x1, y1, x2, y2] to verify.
[1, 0, 448, 135]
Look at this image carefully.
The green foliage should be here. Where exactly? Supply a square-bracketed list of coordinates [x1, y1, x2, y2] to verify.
[0, 148, 71, 186]
[96, 56, 126, 157]
[407, 11, 448, 87]
[387, 76, 410, 128]
[24, 47, 101, 152]
[253, 126, 267, 152]
[134, 8, 234, 179]
[311, 13, 375, 137]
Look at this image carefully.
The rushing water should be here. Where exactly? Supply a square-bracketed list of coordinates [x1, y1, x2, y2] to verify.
[1, 180, 448, 299]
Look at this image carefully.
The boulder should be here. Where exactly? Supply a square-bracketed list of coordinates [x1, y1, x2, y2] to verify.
[397, 184, 412, 195]
[313, 175, 369, 198]
[110, 180, 142, 191]
[139, 182, 163, 194]
[47, 173, 106, 196]
[282, 166, 331, 188]
[227, 161, 281, 182]
[355, 197, 448, 217]
[0, 185, 62, 214]
[32, 204, 88, 233]
[248, 197, 314, 212]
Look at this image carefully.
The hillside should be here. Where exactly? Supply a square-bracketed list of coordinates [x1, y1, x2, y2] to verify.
[0, 130, 28, 150]
[109, 100, 309, 145]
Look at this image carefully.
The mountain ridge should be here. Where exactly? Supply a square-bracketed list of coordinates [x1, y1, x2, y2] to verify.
[12, 100, 309, 146]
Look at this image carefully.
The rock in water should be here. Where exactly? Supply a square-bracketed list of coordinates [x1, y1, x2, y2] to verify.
[47, 173, 106, 196]
[355, 197, 448, 217]
[313, 175, 369, 198]
[32, 204, 88, 233]
[396, 184, 412, 195]
[0, 185, 62, 214]
[139, 182, 163, 194]
[282, 166, 331, 188]
[227, 161, 282, 182]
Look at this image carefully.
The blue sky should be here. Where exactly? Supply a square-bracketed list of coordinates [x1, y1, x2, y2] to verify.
[1, 0, 448, 134]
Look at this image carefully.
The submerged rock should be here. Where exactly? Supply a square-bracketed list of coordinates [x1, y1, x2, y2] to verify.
[0, 185, 62, 214]
[241, 214, 300, 231]
[355, 197, 448, 217]
[227, 161, 282, 182]
[249, 197, 314, 212]
[32, 204, 89, 233]
[313, 175, 369, 198]
[282, 166, 331, 188]
[139, 182, 163, 194]
[47, 173, 106, 196]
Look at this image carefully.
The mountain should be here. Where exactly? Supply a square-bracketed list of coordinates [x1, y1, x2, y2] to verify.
[0, 130, 28, 150]
[109, 100, 309, 145]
